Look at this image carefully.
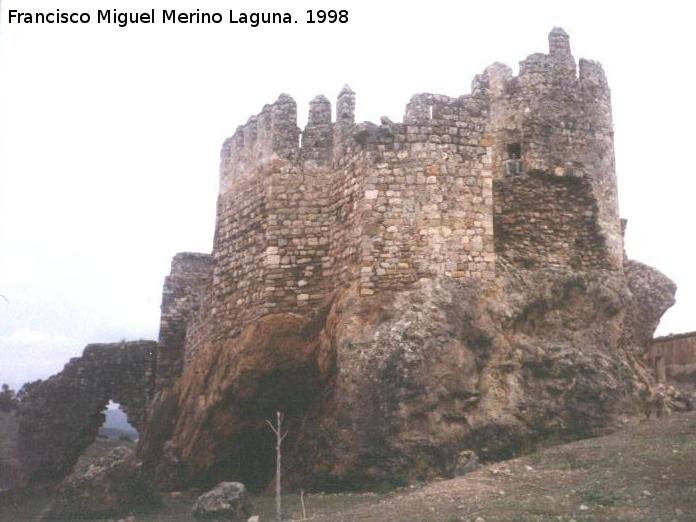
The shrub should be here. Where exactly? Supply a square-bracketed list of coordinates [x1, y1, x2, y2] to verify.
[0, 384, 18, 412]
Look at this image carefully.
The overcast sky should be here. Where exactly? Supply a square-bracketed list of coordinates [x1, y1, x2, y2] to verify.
[1, 0, 694, 390]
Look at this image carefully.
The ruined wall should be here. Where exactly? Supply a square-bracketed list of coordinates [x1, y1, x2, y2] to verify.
[494, 172, 610, 269]
[16, 341, 157, 484]
[484, 28, 620, 271]
[156, 253, 212, 390]
[648, 332, 696, 383]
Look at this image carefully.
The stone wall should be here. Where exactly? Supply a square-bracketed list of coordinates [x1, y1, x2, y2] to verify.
[204, 93, 338, 345]
[358, 93, 495, 292]
[16, 341, 157, 484]
[166, 27, 622, 372]
[494, 171, 610, 269]
[157, 253, 212, 390]
[482, 28, 621, 270]
[648, 332, 696, 383]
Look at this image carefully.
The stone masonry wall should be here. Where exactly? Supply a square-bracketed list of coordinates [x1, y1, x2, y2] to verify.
[648, 332, 696, 383]
[482, 28, 621, 270]
[168, 28, 622, 364]
[357, 94, 495, 293]
[156, 253, 212, 390]
[494, 171, 610, 269]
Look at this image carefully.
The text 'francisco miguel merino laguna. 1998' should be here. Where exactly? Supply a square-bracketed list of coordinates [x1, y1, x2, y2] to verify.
[7, 9, 349, 28]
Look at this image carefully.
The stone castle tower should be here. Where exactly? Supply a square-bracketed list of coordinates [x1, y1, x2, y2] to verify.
[157, 28, 622, 386]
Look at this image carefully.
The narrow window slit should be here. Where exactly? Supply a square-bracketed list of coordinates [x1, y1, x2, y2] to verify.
[507, 143, 521, 159]
[504, 143, 522, 176]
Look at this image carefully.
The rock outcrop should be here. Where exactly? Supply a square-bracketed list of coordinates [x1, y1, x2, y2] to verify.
[41, 446, 159, 520]
[624, 260, 677, 349]
[453, 450, 479, 477]
[141, 265, 674, 491]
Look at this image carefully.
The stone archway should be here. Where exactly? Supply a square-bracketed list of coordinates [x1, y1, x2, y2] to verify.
[16, 341, 157, 485]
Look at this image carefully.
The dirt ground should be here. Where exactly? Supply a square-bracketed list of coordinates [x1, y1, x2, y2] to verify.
[2, 412, 695, 521]
[306, 412, 696, 522]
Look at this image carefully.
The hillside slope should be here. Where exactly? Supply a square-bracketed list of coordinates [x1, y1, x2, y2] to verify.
[310, 412, 696, 521]
[2, 413, 694, 520]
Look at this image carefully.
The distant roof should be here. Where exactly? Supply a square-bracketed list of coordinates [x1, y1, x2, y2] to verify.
[653, 330, 696, 343]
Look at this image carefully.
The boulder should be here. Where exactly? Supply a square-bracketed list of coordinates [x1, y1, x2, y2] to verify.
[454, 450, 480, 476]
[41, 446, 159, 520]
[191, 481, 252, 521]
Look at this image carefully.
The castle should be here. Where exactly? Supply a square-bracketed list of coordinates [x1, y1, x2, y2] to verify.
[158, 27, 623, 388]
[20, 28, 676, 492]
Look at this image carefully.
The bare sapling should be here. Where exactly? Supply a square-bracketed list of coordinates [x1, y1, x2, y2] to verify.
[266, 410, 288, 522]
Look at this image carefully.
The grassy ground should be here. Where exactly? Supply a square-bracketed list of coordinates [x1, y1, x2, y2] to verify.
[308, 412, 696, 521]
[2, 412, 695, 521]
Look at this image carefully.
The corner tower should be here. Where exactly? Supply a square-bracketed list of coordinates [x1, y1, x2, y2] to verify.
[480, 28, 622, 270]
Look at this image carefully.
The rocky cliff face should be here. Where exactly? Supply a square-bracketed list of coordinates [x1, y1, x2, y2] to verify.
[139, 263, 674, 491]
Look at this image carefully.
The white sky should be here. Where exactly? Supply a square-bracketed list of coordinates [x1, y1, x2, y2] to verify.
[1, 0, 694, 390]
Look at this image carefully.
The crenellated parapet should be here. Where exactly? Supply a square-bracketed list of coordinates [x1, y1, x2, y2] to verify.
[219, 94, 301, 193]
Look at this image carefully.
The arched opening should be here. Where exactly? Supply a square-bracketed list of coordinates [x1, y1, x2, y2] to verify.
[205, 362, 324, 491]
[98, 401, 139, 442]
[75, 401, 139, 469]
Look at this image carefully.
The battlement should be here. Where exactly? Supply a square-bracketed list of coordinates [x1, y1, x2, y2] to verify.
[158, 28, 624, 367]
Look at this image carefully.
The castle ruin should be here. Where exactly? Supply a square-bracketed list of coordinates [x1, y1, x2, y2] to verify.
[16, 28, 678, 492]
[159, 27, 623, 387]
